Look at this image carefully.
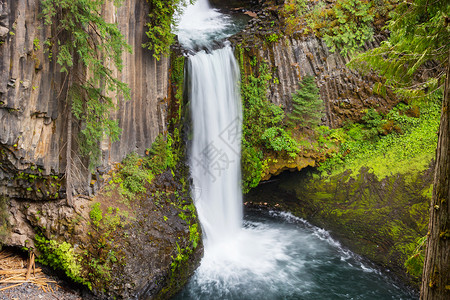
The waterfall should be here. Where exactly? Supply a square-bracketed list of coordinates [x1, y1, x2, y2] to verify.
[177, 0, 244, 252]
[188, 46, 243, 248]
[173, 2, 416, 299]
[176, 0, 234, 50]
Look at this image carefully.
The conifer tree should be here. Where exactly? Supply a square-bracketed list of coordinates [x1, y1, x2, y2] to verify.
[288, 75, 323, 128]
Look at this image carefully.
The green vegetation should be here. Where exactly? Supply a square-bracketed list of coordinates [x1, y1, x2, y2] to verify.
[35, 234, 85, 286]
[36, 202, 126, 291]
[405, 236, 426, 278]
[107, 133, 178, 201]
[282, 0, 397, 56]
[348, 1, 449, 294]
[282, 0, 307, 34]
[85, 204, 126, 289]
[89, 202, 103, 227]
[143, 0, 191, 60]
[240, 63, 290, 192]
[265, 33, 280, 44]
[318, 100, 441, 179]
[261, 127, 299, 158]
[238, 55, 328, 192]
[116, 152, 154, 200]
[170, 55, 186, 125]
[41, 0, 131, 169]
[171, 203, 200, 272]
[275, 166, 431, 286]
[348, 0, 449, 101]
[13, 170, 62, 200]
[288, 75, 323, 128]
[0, 196, 10, 249]
[318, 0, 375, 56]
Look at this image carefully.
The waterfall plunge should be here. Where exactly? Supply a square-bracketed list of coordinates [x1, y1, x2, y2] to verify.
[188, 46, 243, 249]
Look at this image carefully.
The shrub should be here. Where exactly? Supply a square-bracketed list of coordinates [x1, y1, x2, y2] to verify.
[35, 234, 85, 286]
[261, 127, 299, 157]
[119, 152, 153, 200]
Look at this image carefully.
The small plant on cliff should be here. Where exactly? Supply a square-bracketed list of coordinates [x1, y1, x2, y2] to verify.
[89, 202, 103, 227]
[143, 0, 192, 60]
[288, 75, 323, 128]
[261, 127, 299, 158]
[361, 108, 384, 140]
[35, 234, 86, 286]
[109, 133, 177, 201]
[0, 196, 10, 249]
[119, 152, 154, 199]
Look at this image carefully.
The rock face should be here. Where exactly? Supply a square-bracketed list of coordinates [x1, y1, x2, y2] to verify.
[7, 169, 202, 299]
[246, 165, 433, 289]
[0, 1, 202, 298]
[233, 2, 431, 290]
[229, 1, 401, 182]
[230, 4, 398, 129]
[0, 0, 169, 198]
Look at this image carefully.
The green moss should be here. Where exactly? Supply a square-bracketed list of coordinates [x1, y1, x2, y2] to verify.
[13, 170, 62, 200]
[0, 196, 10, 248]
[404, 236, 426, 278]
[275, 165, 431, 286]
[319, 101, 440, 179]
[154, 191, 202, 299]
[84, 204, 129, 290]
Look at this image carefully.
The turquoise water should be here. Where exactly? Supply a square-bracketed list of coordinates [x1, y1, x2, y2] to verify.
[173, 210, 417, 300]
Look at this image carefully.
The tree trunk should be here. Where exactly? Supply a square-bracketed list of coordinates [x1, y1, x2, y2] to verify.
[420, 51, 450, 299]
[65, 71, 73, 207]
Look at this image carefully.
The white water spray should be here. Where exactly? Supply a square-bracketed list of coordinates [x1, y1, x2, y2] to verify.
[176, 0, 233, 49]
[188, 46, 243, 248]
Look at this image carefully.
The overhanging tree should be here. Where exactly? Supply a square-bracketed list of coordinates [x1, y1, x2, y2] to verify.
[41, 0, 131, 203]
[349, 1, 449, 298]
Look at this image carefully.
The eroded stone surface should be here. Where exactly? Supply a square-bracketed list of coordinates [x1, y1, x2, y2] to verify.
[0, 0, 170, 199]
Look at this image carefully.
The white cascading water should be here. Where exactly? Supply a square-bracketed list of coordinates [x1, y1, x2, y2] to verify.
[179, 0, 296, 293]
[175, 1, 415, 299]
[188, 46, 243, 248]
[176, 0, 234, 50]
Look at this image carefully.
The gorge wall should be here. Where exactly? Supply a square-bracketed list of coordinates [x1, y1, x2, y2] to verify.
[232, 1, 432, 289]
[0, 0, 434, 296]
[231, 6, 398, 129]
[0, 0, 169, 199]
[0, 1, 203, 298]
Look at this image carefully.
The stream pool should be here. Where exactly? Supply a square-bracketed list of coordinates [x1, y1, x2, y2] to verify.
[173, 210, 417, 300]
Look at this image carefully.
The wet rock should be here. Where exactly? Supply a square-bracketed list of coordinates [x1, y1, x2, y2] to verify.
[4, 168, 202, 299]
[246, 165, 433, 289]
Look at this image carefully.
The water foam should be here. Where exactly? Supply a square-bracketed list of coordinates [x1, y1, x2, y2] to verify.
[176, 0, 232, 49]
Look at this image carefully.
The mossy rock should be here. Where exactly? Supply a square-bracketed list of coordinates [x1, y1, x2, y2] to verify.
[245, 164, 433, 289]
